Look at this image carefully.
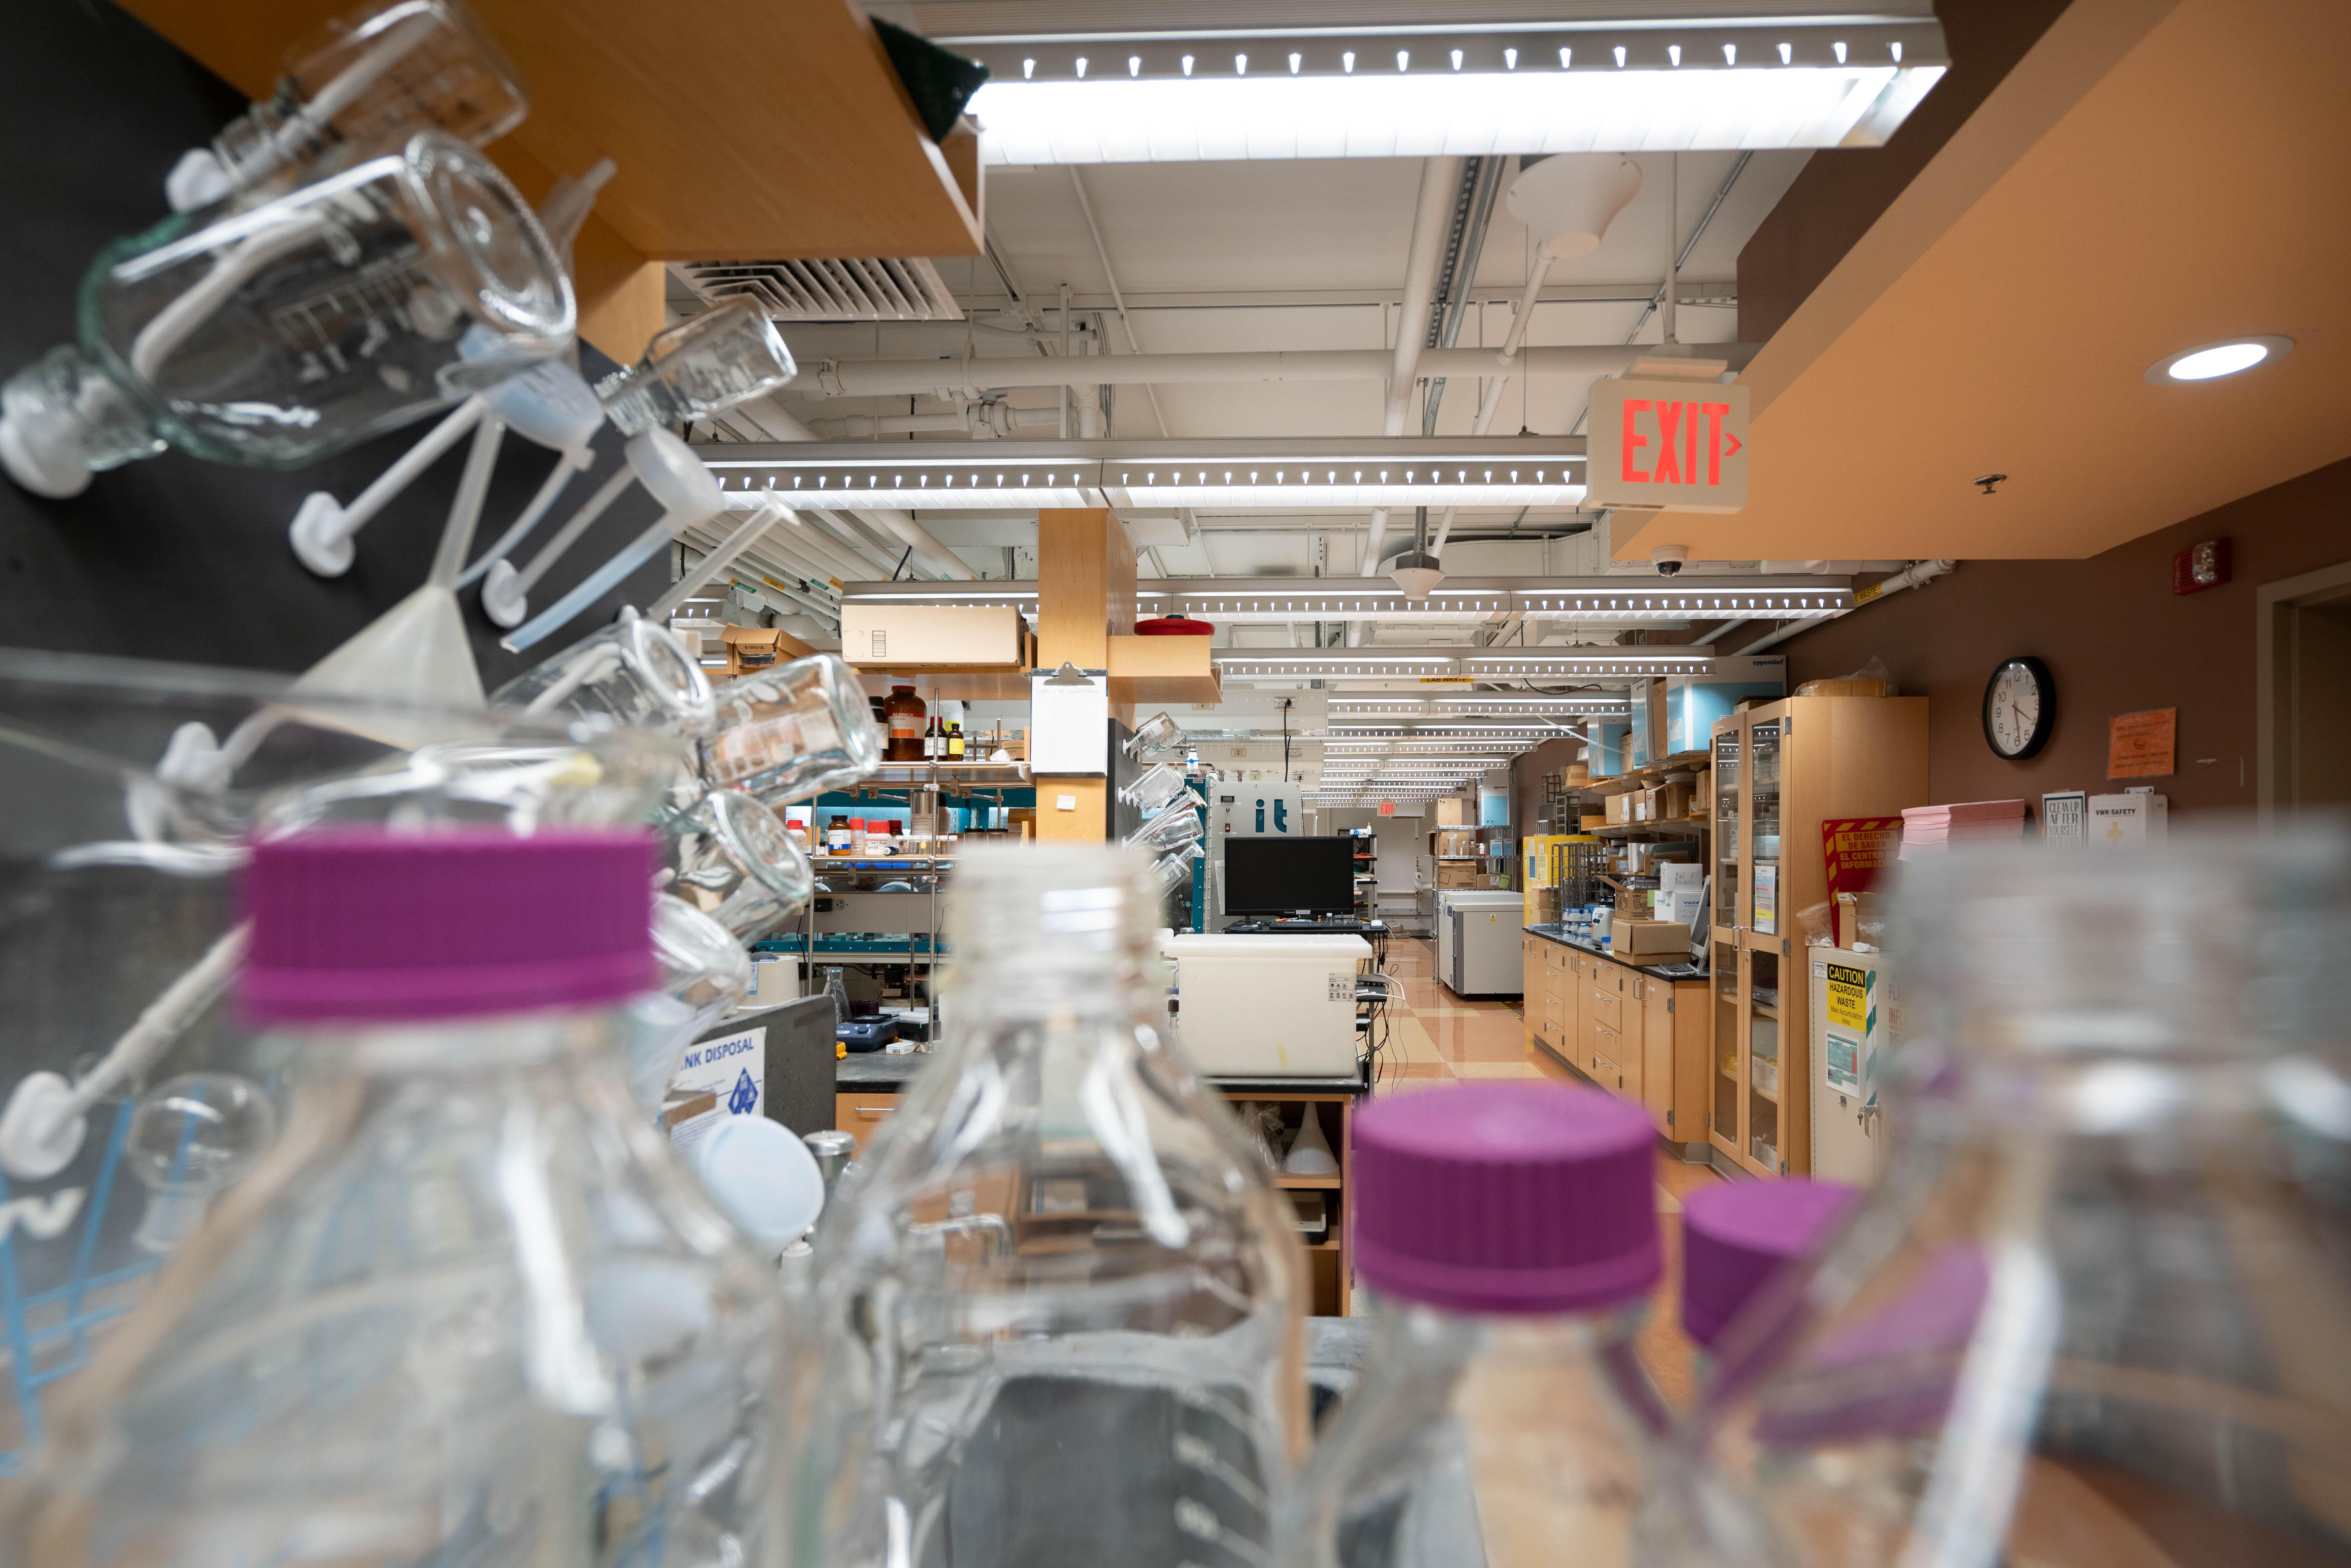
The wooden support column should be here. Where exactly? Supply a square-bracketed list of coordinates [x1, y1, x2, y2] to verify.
[1033, 508, 1135, 842]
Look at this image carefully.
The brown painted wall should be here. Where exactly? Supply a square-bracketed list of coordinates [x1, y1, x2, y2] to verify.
[1738, 0, 2075, 344]
[1774, 457, 2351, 816]
[1510, 736, 1581, 836]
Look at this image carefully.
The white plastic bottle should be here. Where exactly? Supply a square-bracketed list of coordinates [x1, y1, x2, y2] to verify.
[1, 828, 784, 1568]
[1284, 1083, 1676, 1568]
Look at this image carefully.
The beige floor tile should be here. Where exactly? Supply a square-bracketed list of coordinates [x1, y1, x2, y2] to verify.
[1448, 1061, 1548, 1080]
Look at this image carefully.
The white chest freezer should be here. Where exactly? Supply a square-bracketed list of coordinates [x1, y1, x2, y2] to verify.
[1435, 891, 1523, 995]
[1170, 933, 1370, 1078]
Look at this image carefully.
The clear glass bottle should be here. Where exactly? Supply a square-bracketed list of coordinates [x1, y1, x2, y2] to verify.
[821, 965, 850, 1028]
[656, 784, 814, 942]
[598, 299, 796, 439]
[0, 131, 571, 499]
[492, 608, 716, 736]
[0, 827, 783, 1568]
[779, 843, 1306, 1568]
[166, 0, 528, 211]
[1668, 831, 2351, 1568]
[1283, 1083, 1672, 1568]
[702, 653, 887, 803]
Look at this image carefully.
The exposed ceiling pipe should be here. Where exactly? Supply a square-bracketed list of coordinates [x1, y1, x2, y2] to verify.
[801, 405, 1054, 438]
[1733, 560, 1954, 657]
[804, 508, 912, 577]
[1069, 166, 1172, 441]
[1693, 617, 1754, 647]
[791, 342, 1657, 400]
[734, 402, 976, 580]
[1366, 156, 1464, 569]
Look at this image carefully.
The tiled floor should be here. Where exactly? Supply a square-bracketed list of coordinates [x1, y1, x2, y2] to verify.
[1364, 936, 1722, 1409]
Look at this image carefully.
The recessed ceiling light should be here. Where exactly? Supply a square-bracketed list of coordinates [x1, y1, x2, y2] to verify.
[2145, 336, 2293, 385]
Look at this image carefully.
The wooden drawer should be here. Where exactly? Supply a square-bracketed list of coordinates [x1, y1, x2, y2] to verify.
[1544, 993, 1566, 1037]
[1590, 985, 1623, 1032]
[835, 1092, 899, 1134]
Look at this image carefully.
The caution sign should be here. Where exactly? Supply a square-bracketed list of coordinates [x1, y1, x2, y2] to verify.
[1824, 962, 1870, 1033]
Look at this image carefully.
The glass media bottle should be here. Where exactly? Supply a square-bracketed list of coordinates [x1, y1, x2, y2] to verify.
[1670, 831, 2351, 1568]
[778, 842, 1306, 1568]
[1283, 1083, 1674, 1568]
[2, 828, 783, 1568]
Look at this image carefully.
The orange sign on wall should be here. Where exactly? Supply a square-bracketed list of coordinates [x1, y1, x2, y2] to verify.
[2107, 708, 2177, 779]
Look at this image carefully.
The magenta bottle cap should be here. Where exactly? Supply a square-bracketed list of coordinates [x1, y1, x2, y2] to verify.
[239, 828, 656, 1023]
[1352, 1085, 1659, 1315]
[1681, 1179, 1860, 1348]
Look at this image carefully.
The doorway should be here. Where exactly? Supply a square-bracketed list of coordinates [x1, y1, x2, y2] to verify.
[2258, 561, 2351, 818]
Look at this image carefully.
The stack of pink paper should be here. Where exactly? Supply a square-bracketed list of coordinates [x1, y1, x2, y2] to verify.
[1899, 799, 2027, 857]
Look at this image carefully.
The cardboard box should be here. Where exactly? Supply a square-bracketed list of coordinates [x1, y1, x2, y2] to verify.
[2086, 792, 2169, 848]
[721, 625, 783, 677]
[1633, 790, 1656, 822]
[1611, 918, 1690, 957]
[1604, 791, 1635, 826]
[1657, 890, 1704, 926]
[1795, 677, 1890, 698]
[1580, 813, 1609, 831]
[840, 603, 1026, 669]
[1647, 781, 1692, 820]
[1694, 767, 1713, 816]
[1662, 656, 1788, 754]
[1434, 828, 1481, 857]
[1433, 797, 1475, 827]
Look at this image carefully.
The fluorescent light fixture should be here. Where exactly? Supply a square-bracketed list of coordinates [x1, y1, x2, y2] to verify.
[2145, 336, 2293, 385]
[1431, 695, 1630, 708]
[701, 439, 1587, 513]
[950, 22, 1948, 163]
[1462, 651, 1715, 676]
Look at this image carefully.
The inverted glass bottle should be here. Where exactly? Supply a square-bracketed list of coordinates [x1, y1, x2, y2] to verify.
[0, 131, 570, 497]
[1285, 1084, 1674, 1568]
[778, 842, 1306, 1568]
[0, 829, 783, 1568]
[700, 652, 886, 805]
[1669, 831, 2351, 1568]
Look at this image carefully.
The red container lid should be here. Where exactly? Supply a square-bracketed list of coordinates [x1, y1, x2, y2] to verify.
[1135, 614, 1215, 636]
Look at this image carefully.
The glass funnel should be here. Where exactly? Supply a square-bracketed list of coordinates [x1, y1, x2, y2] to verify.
[778, 843, 1307, 1568]
[1, 131, 571, 497]
[0, 648, 672, 1475]
[1666, 829, 2351, 1568]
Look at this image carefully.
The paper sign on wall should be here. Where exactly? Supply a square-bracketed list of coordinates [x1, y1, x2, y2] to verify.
[1821, 817, 1902, 898]
[2041, 791, 2086, 847]
[2106, 708, 2176, 779]
[665, 1024, 765, 1147]
[1584, 377, 1750, 513]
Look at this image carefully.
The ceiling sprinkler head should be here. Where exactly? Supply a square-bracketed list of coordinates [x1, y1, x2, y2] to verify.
[1974, 473, 2008, 495]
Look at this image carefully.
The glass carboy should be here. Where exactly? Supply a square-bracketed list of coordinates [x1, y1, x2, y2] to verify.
[1669, 830, 2351, 1568]
[1, 828, 783, 1568]
[778, 842, 1306, 1568]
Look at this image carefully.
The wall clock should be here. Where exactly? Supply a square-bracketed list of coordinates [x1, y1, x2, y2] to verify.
[1983, 656, 2054, 760]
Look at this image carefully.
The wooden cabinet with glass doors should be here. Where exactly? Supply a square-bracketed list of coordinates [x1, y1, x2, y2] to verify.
[1709, 695, 1927, 1177]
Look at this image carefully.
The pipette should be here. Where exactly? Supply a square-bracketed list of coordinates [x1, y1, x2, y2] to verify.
[164, 0, 527, 211]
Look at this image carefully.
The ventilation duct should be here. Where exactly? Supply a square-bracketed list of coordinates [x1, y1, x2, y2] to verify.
[675, 256, 963, 322]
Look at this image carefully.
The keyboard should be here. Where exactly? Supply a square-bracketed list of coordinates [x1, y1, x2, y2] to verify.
[1222, 919, 1389, 936]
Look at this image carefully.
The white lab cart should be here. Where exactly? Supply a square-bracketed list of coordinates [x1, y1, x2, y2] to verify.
[1809, 946, 1888, 1183]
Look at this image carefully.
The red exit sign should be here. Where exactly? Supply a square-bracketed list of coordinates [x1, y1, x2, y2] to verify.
[1585, 377, 1749, 513]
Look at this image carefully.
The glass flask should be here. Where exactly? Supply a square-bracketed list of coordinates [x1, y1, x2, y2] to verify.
[1283, 1084, 1673, 1568]
[492, 609, 717, 736]
[701, 653, 886, 805]
[1122, 760, 1193, 817]
[619, 890, 754, 1111]
[0, 650, 674, 1476]
[778, 843, 1307, 1568]
[599, 299, 797, 438]
[166, 0, 527, 211]
[0, 828, 783, 1568]
[1125, 710, 1186, 760]
[1127, 796, 1206, 853]
[1670, 830, 2351, 1568]
[0, 131, 571, 498]
[656, 785, 815, 942]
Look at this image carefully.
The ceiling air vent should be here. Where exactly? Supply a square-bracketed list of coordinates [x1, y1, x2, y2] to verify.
[675, 256, 964, 322]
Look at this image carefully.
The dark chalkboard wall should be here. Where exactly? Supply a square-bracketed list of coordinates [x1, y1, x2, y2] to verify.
[0, 0, 665, 685]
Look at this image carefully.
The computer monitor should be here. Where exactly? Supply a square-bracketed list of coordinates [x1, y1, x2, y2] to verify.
[1223, 836, 1356, 918]
[1689, 874, 1712, 964]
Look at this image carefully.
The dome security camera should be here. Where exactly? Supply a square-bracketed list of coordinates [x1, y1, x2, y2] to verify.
[1651, 545, 1690, 577]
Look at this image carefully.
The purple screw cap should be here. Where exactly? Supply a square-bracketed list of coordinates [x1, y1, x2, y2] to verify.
[1680, 1179, 1859, 1348]
[1352, 1085, 1659, 1315]
[239, 828, 657, 1023]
